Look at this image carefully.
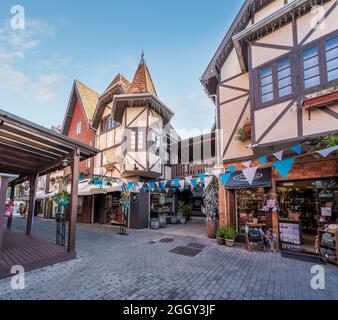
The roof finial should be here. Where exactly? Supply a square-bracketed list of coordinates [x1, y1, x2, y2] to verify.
[140, 50, 146, 64]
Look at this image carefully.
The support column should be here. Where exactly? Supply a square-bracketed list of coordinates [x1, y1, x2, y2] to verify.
[26, 174, 38, 236]
[7, 184, 15, 228]
[68, 149, 80, 253]
[0, 177, 9, 251]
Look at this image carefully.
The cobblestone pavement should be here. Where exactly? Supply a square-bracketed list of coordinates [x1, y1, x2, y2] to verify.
[0, 218, 337, 300]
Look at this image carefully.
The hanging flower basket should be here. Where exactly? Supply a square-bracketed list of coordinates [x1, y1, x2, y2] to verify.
[54, 191, 71, 207]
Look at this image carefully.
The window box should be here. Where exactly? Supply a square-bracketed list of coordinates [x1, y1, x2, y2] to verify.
[302, 90, 338, 110]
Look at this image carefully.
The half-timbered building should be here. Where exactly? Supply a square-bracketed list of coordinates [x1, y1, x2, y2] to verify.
[202, 0, 338, 255]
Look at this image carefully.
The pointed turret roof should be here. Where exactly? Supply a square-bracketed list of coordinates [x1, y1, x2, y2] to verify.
[128, 51, 158, 97]
[105, 73, 131, 93]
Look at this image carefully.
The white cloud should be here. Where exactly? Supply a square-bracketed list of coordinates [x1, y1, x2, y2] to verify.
[0, 18, 66, 102]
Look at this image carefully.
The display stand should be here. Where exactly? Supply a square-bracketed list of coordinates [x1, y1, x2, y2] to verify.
[318, 228, 338, 266]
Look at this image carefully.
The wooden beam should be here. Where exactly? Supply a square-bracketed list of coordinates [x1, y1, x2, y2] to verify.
[0, 176, 9, 250]
[68, 149, 80, 253]
[26, 174, 38, 236]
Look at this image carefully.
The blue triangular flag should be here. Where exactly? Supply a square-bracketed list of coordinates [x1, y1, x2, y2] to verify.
[158, 188, 162, 193]
[172, 187, 177, 193]
[273, 157, 296, 178]
[257, 156, 267, 165]
[220, 172, 232, 186]
[228, 166, 236, 173]
[160, 181, 166, 188]
[148, 182, 156, 190]
[127, 182, 134, 190]
[191, 179, 198, 187]
[198, 173, 205, 181]
[142, 187, 148, 193]
[290, 144, 302, 155]
[172, 178, 180, 186]
[185, 185, 190, 190]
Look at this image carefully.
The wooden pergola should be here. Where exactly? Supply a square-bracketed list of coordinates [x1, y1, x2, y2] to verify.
[0, 109, 98, 255]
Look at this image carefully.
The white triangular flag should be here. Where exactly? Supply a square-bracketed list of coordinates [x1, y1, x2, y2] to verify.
[155, 182, 160, 188]
[137, 182, 144, 189]
[211, 168, 224, 176]
[273, 150, 284, 161]
[165, 188, 169, 193]
[204, 176, 213, 189]
[179, 179, 185, 190]
[242, 161, 251, 168]
[242, 167, 258, 185]
[185, 176, 192, 184]
[316, 145, 338, 158]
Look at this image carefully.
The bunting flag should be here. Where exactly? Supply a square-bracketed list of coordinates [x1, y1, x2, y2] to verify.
[172, 178, 180, 186]
[242, 167, 258, 185]
[204, 176, 213, 189]
[228, 166, 236, 173]
[137, 182, 144, 189]
[190, 179, 198, 188]
[242, 161, 251, 168]
[220, 172, 232, 186]
[290, 144, 302, 155]
[273, 150, 284, 161]
[148, 182, 156, 191]
[160, 181, 167, 188]
[155, 182, 160, 188]
[172, 187, 177, 193]
[198, 173, 206, 181]
[185, 176, 193, 185]
[185, 185, 190, 190]
[210, 168, 224, 176]
[142, 187, 148, 193]
[316, 145, 338, 158]
[158, 188, 162, 193]
[273, 157, 296, 178]
[165, 188, 169, 193]
[257, 156, 267, 165]
[178, 180, 185, 190]
[127, 182, 135, 190]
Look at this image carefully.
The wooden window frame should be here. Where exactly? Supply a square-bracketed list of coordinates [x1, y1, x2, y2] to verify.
[129, 128, 145, 152]
[301, 32, 338, 94]
[76, 121, 82, 135]
[100, 115, 119, 134]
[255, 53, 295, 109]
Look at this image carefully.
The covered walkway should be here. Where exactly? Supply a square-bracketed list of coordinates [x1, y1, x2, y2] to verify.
[0, 109, 98, 278]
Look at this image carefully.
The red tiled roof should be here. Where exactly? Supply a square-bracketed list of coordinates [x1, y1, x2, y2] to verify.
[128, 52, 158, 97]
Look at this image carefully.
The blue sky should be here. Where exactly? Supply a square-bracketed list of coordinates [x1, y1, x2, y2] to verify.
[0, 0, 243, 138]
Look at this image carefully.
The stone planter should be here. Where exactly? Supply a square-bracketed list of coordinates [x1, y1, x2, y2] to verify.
[171, 216, 178, 225]
[217, 237, 225, 245]
[159, 215, 166, 228]
[206, 220, 218, 239]
[150, 219, 160, 230]
[225, 239, 235, 247]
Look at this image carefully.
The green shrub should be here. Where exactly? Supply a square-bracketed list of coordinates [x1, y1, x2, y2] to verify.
[223, 225, 237, 240]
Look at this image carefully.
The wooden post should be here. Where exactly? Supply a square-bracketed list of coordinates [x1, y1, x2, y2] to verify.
[26, 174, 38, 236]
[0, 177, 9, 251]
[7, 184, 15, 228]
[68, 149, 80, 253]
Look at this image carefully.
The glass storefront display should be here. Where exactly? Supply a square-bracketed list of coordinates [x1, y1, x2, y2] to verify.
[236, 188, 272, 235]
[277, 178, 338, 253]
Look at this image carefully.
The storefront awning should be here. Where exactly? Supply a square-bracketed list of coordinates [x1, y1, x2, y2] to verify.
[223, 167, 272, 189]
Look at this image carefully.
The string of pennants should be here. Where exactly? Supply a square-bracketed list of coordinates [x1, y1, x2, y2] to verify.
[126, 143, 338, 193]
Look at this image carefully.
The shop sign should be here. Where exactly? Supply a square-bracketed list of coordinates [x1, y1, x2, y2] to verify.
[90, 188, 108, 195]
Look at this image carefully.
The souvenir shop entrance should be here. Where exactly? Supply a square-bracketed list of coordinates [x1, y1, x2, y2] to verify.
[277, 178, 338, 254]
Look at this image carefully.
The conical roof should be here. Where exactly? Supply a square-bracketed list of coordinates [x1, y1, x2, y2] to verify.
[128, 52, 158, 97]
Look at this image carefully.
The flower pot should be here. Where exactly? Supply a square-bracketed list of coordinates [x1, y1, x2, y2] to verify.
[243, 123, 251, 136]
[171, 216, 178, 225]
[159, 215, 166, 228]
[180, 217, 187, 224]
[150, 219, 160, 230]
[217, 237, 225, 245]
[225, 239, 235, 247]
[206, 220, 218, 239]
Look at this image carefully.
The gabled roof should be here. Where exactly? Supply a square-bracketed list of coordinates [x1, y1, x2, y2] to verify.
[62, 80, 99, 134]
[128, 52, 158, 97]
[75, 80, 100, 121]
[104, 73, 131, 94]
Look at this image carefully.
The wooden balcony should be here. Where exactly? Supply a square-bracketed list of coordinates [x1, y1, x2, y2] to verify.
[171, 164, 214, 178]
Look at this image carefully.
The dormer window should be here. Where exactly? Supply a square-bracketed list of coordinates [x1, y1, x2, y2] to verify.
[76, 121, 81, 135]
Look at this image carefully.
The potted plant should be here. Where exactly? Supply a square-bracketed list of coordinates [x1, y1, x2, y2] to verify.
[216, 227, 226, 245]
[150, 218, 160, 230]
[178, 203, 192, 224]
[236, 118, 251, 142]
[171, 214, 178, 225]
[159, 214, 167, 228]
[202, 178, 219, 239]
[224, 226, 237, 247]
[243, 117, 251, 136]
